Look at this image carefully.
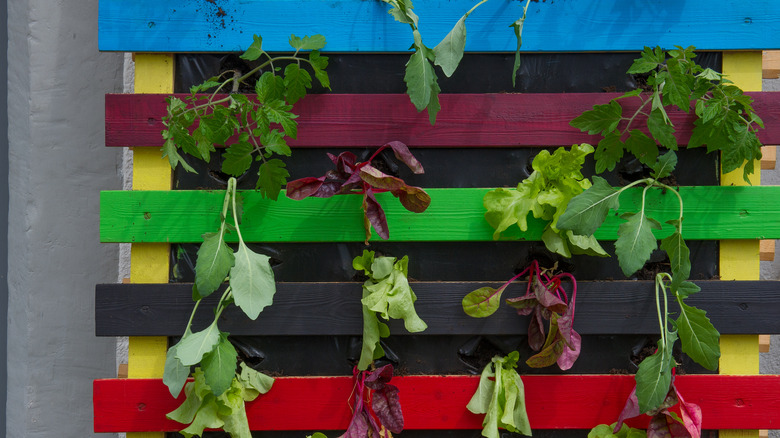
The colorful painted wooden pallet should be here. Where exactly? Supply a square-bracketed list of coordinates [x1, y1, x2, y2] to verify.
[98, 0, 780, 53]
[93, 375, 780, 432]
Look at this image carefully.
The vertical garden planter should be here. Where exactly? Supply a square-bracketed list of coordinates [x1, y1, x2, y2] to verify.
[96, 1, 780, 437]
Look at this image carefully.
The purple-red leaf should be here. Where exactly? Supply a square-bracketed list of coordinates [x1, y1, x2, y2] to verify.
[329, 151, 358, 176]
[647, 412, 673, 438]
[339, 409, 370, 438]
[365, 364, 394, 390]
[505, 295, 538, 315]
[614, 387, 641, 433]
[674, 384, 702, 438]
[364, 190, 389, 240]
[527, 306, 546, 351]
[392, 185, 431, 213]
[372, 385, 404, 434]
[556, 330, 581, 370]
[385, 141, 424, 174]
[533, 278, 568, 314]
[359, 165, 409, 190]
[526, 337, 564, 368]
[286, 176, 325, 199]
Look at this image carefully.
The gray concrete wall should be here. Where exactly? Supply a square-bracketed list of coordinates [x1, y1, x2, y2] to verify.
[7, 0, 124, 436]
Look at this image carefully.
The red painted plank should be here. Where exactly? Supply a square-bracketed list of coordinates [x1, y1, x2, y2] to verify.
[93, 375, 780, 432]
[105, 92, 780, 148]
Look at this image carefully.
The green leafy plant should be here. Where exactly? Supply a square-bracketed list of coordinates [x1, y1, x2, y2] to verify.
[163, 177, 277, 437]
[467, 351, 532, 438]
[162, 33, 330, 200]
[462, 261, 581, 370]
[381, 0, 531, 124]
[286, 142, 431, 242]
[631, 274, 718, 414]
[352, 250, 428, 370]
[484, 143, 608, 258]
[570, 45, 763, 183]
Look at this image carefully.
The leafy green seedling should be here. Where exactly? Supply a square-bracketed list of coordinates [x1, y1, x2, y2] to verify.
[163, 177, 277, 437]
[352, 250, 427, 370]
[463, 260, 581, 370]
[484, 143, 607, 258]
[287, 142, 430, 243]
[381, 0, 531, 124]
[467, 351, 531, 438]
[162, 33, 330, 200]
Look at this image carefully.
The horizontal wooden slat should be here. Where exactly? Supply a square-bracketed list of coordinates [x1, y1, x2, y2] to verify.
[93, 375, 780, 432]
[105, 92, 780, 148]
[100, 186, 780, 243]
[98, 0, 780, 53]
[95, 281, 780, 337]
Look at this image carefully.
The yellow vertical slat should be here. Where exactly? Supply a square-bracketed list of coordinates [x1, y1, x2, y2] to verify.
[128, 53, 174, 438]
[719, 50, 762, 438]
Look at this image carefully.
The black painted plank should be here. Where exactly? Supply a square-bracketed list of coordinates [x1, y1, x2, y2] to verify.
[96, 281, 780, 337]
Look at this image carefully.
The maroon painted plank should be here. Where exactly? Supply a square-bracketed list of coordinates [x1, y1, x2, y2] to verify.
[105, 92, 780, 148]
[94, 375, 780, 432]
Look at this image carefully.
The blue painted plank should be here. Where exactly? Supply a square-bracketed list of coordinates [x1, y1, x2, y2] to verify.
[99, 0, 780, 53]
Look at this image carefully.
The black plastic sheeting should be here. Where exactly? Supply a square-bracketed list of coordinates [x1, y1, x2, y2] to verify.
[169, 53, 723, 438]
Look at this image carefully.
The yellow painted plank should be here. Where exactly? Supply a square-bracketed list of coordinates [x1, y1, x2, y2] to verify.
[720, 50, 762, 438]
[129, 54, 174, 438]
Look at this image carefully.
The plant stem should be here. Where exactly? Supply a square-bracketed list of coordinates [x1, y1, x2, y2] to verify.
[653, 181, 684, 233]
[229, 177, 247, 247]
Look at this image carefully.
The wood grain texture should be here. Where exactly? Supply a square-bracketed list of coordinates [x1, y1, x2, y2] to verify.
[104, 92, 780, 148]
[93, 375, 780, 432]
[98, 0, 780, 53]
[95, 281, 780, 337]
[99, 186, 780, 243]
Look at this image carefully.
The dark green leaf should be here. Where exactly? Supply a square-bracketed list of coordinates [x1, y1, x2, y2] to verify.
[627, 46, 665, 74]
[614, 212, 661, 277]
[676, 300, 720, 370]
[625, 130, 659, 167]
[662, 58, 693, 112]
[557, 176, 621, 236]
[261, 129, 291, 156]
[240, 35, 264, 61]
[201, 333, 238, 396]
[221, 141, 254, 176]
[309, 51, 330, 90]
[635, 335, 676, 412]
[647, 108, 678, 151]
[650, 150, 678, 179]
[722, 121, 762, 183]
[660, 231, 690, 283]
[256, 158, 289, 201]
[195, 232, 235, 298]
[570, 100, 622, 136]
[255, 72, 285, 103]
[288, 34, 327, 51]
[162, 138, 196, 173]
[674, 281, 701, 299]
[283, 64, 312, 104]
[594, 132, 625, 173]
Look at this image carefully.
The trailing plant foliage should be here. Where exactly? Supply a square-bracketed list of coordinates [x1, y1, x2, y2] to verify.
[570, 45, 763, 183]
[163, 177, 277, 437]
[589, 382, 702, 438]
[162, 34, 330, 200]
[353, 250, 427, 370]
[381, 0, 531, 124]
[287, 141, 431, 242]
[484, 143, 607, 258]
[467, 351, 532, 438]
[462, 261, 581, 370]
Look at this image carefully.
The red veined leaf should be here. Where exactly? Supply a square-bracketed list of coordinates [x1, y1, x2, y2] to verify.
[371, 385, 404, 434]
[385, 141, 424, 174]
[556, 330, 581, 370]
[614, 387, 641, 433]
[533, 278, 568, 314]
[392, 185, 431, 213]
[359, 165, 409, 190]
[364, 190, 389, 240]
[505, 295, 538, 315]
[285, 176, 325, 199]
[527, 306, 546, 351]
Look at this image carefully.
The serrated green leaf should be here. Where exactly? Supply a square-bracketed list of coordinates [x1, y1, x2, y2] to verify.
[288, 34, 326, 51]
[433, 15, 467, 78]
[194, 232, 234, 298]
[635, 336, 676, 413]
[650, 150, 678, 179]
[483, 186, 535, 238]
[283, 64, 312, 104]
[240, 35, 264, 61]
[674, 281, 701, 299]
[221, 141, 254, 176]
[614, 211, 661, 277]
[163, 343, 191, 398]
[177, 322, 221, 366]
[647, 108, 678, 151]
[662, 58, 693, 112]
[383, 0, 419, 26]
[309, 51, 331, 90]
[162, 138, 196, 173]
[256, 158, 289, 201]
[261, 129, 291, 156]
[557, 176, 621, 236]
[594, 132, 625, 173]
[625, 129, 659, 167]
[570, 100, 622, 136]
[199, 106, 235, 145]
[660, 231, 690, 283]
[255, 72, 285, 103]
[190, 80, 222, 94]
[201, 333, 238, 396]
[722, 121, 762, 183]
[229, 242, 276, 320]
[676, 300, 720, 370]
[627, 46, 665, 74]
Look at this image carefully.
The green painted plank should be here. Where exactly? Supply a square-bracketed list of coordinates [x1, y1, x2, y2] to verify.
[98, 0, 780, 53]
[100, 186, 780, 243]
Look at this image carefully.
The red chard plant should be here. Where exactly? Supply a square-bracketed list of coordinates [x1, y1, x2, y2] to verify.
[462, 261, 581, 370]
[286, 141, 431, 243]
